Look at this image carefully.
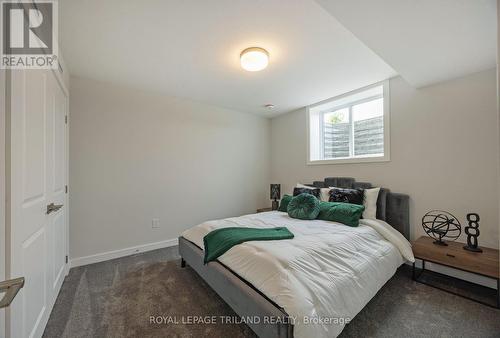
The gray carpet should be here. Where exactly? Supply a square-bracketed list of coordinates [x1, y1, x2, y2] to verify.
[43, 246, 500, 338]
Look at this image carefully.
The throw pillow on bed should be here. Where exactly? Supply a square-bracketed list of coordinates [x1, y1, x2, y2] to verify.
[278, 194, 293, 212]
[287, 193, 321, 220]
[293, 186, 321, 199]
[362, 187, 380, 219]
[297, 183, 331, 202]
[317, 201, 365, 227]
[328, 187, 364, 205]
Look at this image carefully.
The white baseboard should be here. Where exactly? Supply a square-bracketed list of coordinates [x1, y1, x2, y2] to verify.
[407, 261, 498, 289]
[70, 237, 179, 268]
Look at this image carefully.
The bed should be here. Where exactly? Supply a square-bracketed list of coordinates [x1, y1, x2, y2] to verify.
[178, 177, 412, 338]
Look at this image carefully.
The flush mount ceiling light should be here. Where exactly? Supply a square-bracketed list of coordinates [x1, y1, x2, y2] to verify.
[240, 47, 269, 72]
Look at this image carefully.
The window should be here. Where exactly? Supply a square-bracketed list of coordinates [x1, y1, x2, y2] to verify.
[308, 81, 390, 164]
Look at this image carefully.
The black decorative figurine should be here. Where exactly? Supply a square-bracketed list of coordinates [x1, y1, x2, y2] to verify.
[422, 210, 461, 246]
[463, 213, 482, 252]
[270, 184, 281, 210]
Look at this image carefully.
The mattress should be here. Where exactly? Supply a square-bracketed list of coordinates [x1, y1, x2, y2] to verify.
[182, 211, 414, 338]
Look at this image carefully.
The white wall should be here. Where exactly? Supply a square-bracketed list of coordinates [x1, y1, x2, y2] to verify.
[69, 76, 270, 260]
[271, 69, 499, 249]
[0, 69, 6, 338]
[497, 0, 499, 265]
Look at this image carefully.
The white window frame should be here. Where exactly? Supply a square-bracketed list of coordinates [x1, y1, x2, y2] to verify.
[307, 80, 391, 165]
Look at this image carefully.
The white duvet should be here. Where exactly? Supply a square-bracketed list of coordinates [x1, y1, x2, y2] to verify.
[182, 211, 414, 338]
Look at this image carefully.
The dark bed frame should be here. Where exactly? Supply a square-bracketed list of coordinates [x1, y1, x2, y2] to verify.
[179, 177, 410, 338]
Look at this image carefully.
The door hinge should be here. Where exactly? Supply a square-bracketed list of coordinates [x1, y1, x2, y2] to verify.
[65, 185, 68, 194]
[65, 115, 68, 124]
[65, 255, 68, 264]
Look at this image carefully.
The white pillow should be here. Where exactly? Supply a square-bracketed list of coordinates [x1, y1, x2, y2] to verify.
[296, 183, 331, 202]
[363, 187, 380, 219]
[319, 188, 331, 202]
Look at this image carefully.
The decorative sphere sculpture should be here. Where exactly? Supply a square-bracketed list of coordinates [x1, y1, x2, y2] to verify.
[422, 210, 461, 246]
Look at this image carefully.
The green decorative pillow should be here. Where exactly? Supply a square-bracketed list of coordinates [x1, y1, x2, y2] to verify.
[317, 201, 365, 227]
[278, 195, 293, 212]
[287, 193, 321, 220]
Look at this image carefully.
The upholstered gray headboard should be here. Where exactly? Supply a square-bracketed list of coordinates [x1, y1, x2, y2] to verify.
[310, 177, 410, 240]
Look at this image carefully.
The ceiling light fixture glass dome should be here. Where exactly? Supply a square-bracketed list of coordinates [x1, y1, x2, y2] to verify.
[240, 47, 269, 72]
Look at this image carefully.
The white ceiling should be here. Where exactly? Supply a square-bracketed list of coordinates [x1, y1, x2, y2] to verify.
[59, 0, 396, 117]
[316, 0, 497, 88]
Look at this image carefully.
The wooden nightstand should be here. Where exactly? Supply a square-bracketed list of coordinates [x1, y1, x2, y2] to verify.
[412, 236, 499, 308]
[256, 207, 272, 213]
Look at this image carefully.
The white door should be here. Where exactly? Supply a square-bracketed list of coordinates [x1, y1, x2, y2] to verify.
[8, 68, 68, 338]
[1, 68, 7, 338]
[48, 71, 67, 301]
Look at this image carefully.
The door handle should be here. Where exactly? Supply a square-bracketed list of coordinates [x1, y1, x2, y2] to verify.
[0, 277, 25, 308]
[46, 203, 63, 214]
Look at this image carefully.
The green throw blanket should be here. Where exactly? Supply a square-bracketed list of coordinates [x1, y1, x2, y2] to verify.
[203, 227, 294, 264]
